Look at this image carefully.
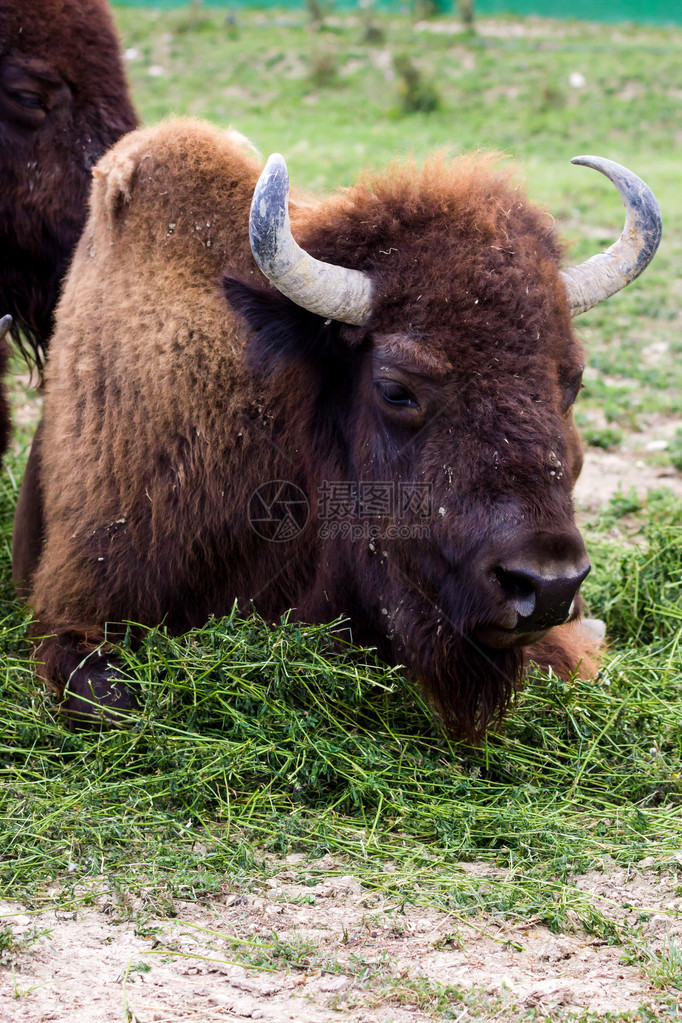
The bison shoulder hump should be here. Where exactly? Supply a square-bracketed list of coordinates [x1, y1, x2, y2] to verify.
[89, 119, 263, 235]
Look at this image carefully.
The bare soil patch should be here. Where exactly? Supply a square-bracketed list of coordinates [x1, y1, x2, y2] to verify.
[575, 448, 682, 514]
[2, 859, 681, 1022]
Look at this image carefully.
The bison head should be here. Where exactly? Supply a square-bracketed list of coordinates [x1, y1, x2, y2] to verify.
[225, 153, 660, 738]
[0, 0, 137, 364]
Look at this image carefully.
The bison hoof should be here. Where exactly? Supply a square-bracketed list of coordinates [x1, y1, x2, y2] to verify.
[62, 653, 137, 730]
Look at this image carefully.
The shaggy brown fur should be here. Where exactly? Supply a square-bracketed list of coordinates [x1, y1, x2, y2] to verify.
[0, 0, 137, 372]
[17, 119, 605, 737]
[524, 620, 603, 680]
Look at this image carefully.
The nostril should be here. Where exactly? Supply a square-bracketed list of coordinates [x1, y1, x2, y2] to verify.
[495, 567, 534, 600]
[493, 566, 537, 618]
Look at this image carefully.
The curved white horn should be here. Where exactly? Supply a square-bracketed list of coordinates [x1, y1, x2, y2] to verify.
[560, 156, 662, 317]
[249, 154, 374, 326]
[0, 315, 12, 339]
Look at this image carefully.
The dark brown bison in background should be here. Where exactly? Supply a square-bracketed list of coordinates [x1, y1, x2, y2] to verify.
[0, 0, 137, 363]
[0, 0, 137, 457]
[13, 119, 661, 736]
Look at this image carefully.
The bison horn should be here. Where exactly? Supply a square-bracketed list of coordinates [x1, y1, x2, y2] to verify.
[249, 154, 374, 325]
[560, 156, 662, 317]
[0, 314, 11, 339]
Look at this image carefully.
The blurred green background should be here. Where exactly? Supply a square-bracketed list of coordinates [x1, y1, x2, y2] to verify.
[113, 0, 682, 28]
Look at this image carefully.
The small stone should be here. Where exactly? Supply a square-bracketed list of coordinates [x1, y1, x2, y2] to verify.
[318, 975, 350, 993]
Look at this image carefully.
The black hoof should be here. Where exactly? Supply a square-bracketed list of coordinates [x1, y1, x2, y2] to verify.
[62, 652, 137, 730]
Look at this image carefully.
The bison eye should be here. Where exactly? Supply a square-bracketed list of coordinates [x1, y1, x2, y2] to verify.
[375, 380, 420, 410]
[562, 369, 584, 412]
[8, 89, 45, 111]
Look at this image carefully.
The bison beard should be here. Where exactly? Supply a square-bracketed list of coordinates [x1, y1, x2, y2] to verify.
[389, 586, 523, 741]
[0, 240, 71, 369]
[414, 634, 522, 742]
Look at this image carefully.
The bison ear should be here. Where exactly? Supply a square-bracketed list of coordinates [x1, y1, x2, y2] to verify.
[223, 275, 348, 367]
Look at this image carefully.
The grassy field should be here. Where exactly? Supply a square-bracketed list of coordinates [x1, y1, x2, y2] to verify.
[1, 6, 682, 1019]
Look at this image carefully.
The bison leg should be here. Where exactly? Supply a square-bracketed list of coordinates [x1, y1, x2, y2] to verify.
[524, 618, 605, 680]
[12, 417, 46, 598]
[38, 633, 137, 730]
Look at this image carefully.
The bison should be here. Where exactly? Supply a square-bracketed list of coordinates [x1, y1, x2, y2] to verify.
[0, 0, 137, 551]
[13, 119, 661, 736]
[0, 0, 137, 364]
[0, 0, 137, 458]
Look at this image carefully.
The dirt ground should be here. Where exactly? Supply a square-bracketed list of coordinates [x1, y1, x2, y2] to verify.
[575, 448, 682, 514]
[2, 858, 682, 1022]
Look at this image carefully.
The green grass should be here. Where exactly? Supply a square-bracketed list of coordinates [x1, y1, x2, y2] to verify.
[1, 7, 682, 1018]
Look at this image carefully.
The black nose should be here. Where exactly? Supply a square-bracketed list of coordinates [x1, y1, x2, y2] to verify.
[494, 557, 590, 631]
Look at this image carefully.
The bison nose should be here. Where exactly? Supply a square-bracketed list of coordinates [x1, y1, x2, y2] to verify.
[493, 544, 591, 632]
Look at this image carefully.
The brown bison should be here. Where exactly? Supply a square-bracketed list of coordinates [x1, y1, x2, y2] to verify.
[0, 0, 137, 446]
[13, 119, 661, 736]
